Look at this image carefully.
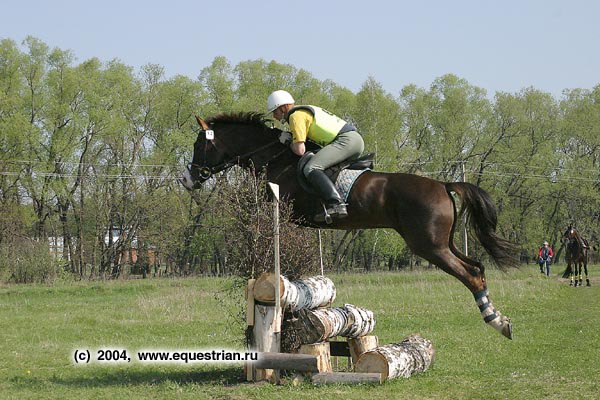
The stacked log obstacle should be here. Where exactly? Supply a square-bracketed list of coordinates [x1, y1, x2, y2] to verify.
[246, 272, 435, 384]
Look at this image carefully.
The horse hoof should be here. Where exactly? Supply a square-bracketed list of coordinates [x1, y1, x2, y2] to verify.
[502, 321, 513, 340]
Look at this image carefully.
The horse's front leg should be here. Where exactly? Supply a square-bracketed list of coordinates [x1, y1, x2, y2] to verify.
[569, 262, 575, 286]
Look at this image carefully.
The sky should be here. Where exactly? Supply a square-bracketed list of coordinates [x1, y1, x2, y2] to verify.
[2, 0, 599, 99]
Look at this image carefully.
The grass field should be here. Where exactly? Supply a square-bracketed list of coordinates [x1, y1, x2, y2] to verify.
[1, 266, 599, 400]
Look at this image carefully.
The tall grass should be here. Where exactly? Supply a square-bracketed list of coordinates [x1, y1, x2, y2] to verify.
[0, 267, 598, 399]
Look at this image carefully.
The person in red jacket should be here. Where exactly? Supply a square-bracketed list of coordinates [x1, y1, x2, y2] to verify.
[538, 241, 554, 276]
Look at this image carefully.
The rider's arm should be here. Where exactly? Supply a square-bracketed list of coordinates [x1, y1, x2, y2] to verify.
[288, 110, 311, 139]
[291, 141, 306, 156]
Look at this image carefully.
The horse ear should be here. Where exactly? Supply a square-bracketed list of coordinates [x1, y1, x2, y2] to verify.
[195, 115, 210, 130]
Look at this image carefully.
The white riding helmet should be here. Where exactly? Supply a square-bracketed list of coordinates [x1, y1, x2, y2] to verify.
[267, 90, 295, 113]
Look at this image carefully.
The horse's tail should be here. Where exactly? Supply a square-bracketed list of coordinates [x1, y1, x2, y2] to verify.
[562, 265, 572, 279]
[445, 182, 519, 269]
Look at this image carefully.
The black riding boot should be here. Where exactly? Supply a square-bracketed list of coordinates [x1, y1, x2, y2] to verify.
[307, 170, 348, 222]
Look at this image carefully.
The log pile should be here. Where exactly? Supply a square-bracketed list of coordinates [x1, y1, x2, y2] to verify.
[246, 272, 435, 384]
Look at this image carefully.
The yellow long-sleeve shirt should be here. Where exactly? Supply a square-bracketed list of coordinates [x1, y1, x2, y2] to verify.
[288, 109, 314, 143]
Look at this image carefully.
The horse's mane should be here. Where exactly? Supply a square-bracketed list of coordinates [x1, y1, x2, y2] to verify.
[206, 112, 272, 130]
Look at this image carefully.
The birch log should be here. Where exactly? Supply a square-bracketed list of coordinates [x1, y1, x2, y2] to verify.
[282, 304, 376, 352]
[354, 334, 435, 381]
[253, 273, 336, 311]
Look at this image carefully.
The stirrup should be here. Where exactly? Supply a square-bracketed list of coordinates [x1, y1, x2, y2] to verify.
[314, 203, 347, 224]
[330, 203, 348, 219]
[314, 203, 333, 224]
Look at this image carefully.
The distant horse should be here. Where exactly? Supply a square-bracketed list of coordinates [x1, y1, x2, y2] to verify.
[561, 226, 590, 287]
[180, 112, 519, 339]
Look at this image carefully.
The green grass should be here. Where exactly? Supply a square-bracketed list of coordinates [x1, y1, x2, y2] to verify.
[1, 267, 599, 399]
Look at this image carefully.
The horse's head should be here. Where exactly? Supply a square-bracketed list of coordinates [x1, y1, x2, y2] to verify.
[561, 225, 575, 245]
[561, 225, 585, 250]
[180, 112, 284, 190]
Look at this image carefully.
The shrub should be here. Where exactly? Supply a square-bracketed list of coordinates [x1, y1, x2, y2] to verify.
[0, 238, 62, 284]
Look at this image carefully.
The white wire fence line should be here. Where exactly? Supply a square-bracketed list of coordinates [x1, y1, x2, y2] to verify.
[0, 168, 598, 183]
[3, 157, 598, 172]
[0, 171, 183, 180]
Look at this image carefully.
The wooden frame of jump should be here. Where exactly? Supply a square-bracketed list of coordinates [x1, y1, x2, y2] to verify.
[244, 182, 381, 384]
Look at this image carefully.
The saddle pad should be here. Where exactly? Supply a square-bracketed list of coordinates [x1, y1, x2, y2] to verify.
[335, 168, 371, 202]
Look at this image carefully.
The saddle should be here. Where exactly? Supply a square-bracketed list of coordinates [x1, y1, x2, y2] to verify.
[297, 152, 374, 196]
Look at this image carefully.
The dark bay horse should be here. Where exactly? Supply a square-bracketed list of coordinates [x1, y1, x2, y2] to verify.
[181, 112, 518, 339]
[561, 226, 590, 287]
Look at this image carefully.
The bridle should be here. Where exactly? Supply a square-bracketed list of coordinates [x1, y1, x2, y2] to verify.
[562, 227, 585, 255]
[189, 126, 287, 182]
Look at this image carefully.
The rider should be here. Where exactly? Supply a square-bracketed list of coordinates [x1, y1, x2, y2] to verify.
[267, 90, 364, 222]
[538, 241, 553, 276]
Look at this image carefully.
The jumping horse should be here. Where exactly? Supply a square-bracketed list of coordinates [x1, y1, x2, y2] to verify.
[561, 226, 591, 287]
[180, 112, 519, 339]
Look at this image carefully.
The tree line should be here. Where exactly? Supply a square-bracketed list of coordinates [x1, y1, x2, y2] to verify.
[0, 37, 598, 283]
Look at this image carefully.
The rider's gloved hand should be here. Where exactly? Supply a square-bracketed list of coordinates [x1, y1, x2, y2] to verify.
[278, 131, 292, 145]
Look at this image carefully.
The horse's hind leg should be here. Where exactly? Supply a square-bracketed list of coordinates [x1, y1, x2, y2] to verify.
[410, 244, 513, 339]
[583, 263, 592, 286]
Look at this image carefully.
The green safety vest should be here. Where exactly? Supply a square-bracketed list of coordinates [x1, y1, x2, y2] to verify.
[286, 105, 355, 147]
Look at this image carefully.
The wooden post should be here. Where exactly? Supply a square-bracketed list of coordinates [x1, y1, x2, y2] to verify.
[348, 335, 379, 365]
[318, 229, 324, 275]
[311, 372, 382, 385]
[247, 182, 283, 383]
[254, 352, 319, 372]
[250, 304, 281, 382]
[246, 279, 255, 327]
[268, 182, 282, 333]
[245, 278, 256, 381]
[299, 342, 332, 373]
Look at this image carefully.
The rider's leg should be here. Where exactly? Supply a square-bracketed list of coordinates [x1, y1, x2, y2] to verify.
[306, 169, 347, 220]
[303, 131, 363, 221]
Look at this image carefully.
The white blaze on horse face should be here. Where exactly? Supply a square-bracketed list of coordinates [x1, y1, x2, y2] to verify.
[180, 168, 194, 190]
